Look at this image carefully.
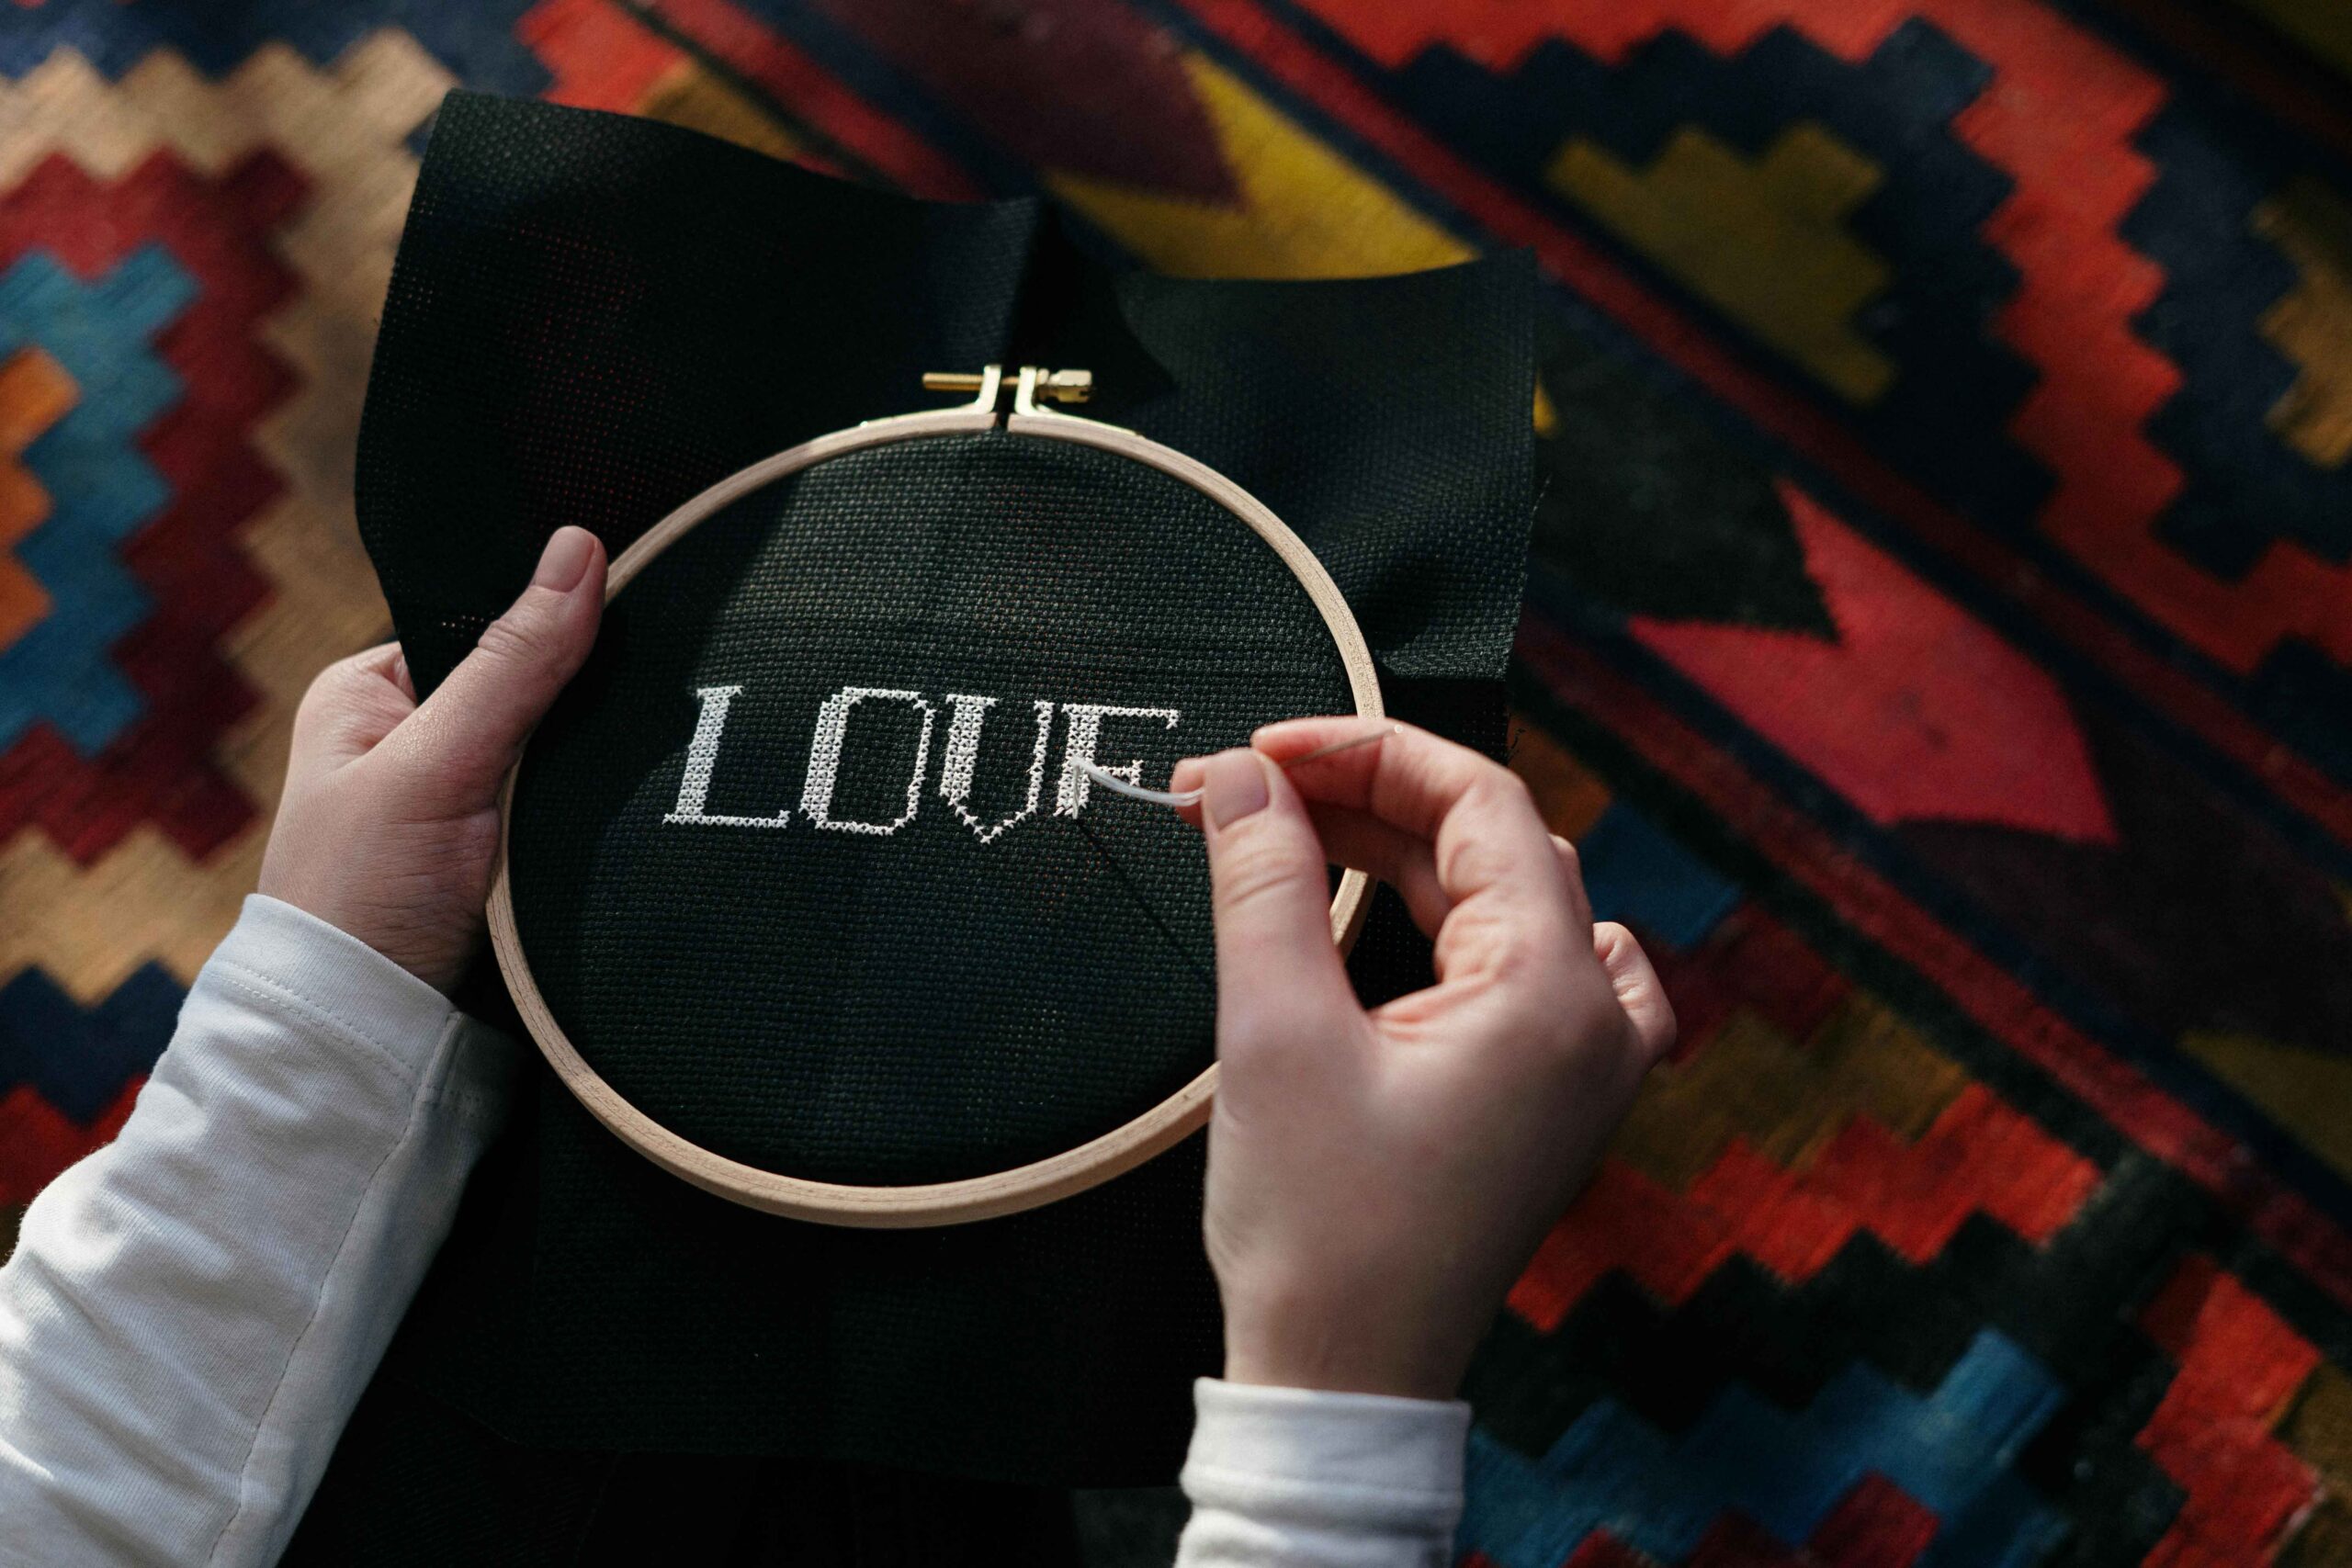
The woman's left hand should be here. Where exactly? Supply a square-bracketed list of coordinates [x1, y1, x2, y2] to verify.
[257, 525, 607, 991]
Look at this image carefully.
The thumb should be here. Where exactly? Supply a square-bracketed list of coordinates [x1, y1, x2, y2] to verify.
[1176, 749, 1356, 1045]
[383, 525, 606, 808]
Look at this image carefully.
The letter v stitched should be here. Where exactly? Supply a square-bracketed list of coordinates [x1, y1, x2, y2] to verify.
[939, 694, 1054, 843]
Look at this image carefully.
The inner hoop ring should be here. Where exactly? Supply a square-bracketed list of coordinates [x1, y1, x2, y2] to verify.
[487, 366, 1385, 1227]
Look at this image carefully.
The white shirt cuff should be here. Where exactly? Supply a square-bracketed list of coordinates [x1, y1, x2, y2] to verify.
[1182, 1377, 1469, 1548]
[208, 894, 462, 1083]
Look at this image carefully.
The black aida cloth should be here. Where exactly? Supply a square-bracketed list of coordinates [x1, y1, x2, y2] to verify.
[512, 433, 1351, 1182]
[324, 91, 1533, 1497]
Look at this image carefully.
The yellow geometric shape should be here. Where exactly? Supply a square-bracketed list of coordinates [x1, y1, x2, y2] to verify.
[1510, 720, 1612, 840]
[2228, 0, 2352, 85]
[2255, 176, 2352, 469]
[1548, 122, 1895, 404]
[0, 345, 74, 649]
[0, 827, 259, 1003]
[2283, 1362, 2352, 1484]
[2281, 1495, 2352, 1568]
[1611, 991, 1973, 1190]
[639, 62, 805, 165]
[1048, 53, 1473, 279]
[2280, 1362, 2352, 1567]
[2181, 1030, 2352, 1182]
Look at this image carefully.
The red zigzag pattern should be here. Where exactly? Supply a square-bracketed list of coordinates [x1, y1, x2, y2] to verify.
[0, 148, 301, 862]
[2137, 1256, 2322, 1567]
[1509, 1085, 2102, 1331]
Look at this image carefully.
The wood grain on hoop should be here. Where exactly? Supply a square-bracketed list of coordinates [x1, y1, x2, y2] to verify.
[488, 403, 1383, 1228]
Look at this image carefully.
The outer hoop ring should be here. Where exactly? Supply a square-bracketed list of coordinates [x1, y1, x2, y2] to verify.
[488, 400, 1384, 1227]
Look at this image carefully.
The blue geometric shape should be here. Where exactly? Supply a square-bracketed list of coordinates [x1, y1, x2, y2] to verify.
[1462, 1328, 2072, 1568]
[0, 0, 549, 92]
[1577, 800, 1742, 950]
[0, 245, 196, 755]
[0, 962, 180, 1122]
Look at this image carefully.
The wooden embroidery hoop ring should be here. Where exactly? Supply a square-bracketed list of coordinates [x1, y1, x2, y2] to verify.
[487, 365, 1385, 1228]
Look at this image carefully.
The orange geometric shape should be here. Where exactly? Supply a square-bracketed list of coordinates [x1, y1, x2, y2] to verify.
[1511, 717, 1613, 840]
[0, 343, 71, 648]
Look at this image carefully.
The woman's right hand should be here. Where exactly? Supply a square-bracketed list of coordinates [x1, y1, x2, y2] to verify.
[1170, 718, 1675, 1402]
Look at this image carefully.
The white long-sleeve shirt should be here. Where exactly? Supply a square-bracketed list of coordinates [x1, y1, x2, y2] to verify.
[0, 896, 1466, 1564]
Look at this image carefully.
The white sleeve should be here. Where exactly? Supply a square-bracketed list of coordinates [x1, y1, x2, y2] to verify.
[0, 894, 521, 1568]
[1177, 1378, 1471, 1567]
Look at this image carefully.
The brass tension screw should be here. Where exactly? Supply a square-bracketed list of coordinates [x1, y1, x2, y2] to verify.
[922, 367, 1094, 403]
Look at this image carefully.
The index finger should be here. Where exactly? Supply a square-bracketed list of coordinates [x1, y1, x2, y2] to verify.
[1251, 716, 1592, 935]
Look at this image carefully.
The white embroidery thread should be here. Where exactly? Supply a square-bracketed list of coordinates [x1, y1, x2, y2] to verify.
[665, 684, 793, 829]
[1055, 704, 1182, 817]
[939, 694, 1054, 843]
[799, 686, 940, 836]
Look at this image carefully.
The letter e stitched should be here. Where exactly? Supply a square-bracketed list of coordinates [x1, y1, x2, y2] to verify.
[1057, 704, 1180, 816]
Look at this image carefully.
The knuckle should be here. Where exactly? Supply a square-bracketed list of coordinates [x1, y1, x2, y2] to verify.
[1476, 764, 1537, 818]
[472, 604, 555, 668]
[1473, 920, 1552, 990]
[296, 656, 363, 717]
[1434, 828, 1513, 903]
[1212, 829, 1307, 914]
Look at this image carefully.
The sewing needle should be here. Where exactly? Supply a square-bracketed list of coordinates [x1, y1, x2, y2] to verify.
[1076, 723, 1402, 810]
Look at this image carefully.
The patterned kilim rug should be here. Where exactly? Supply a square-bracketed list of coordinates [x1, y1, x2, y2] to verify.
[6, 2, 2352, 1562]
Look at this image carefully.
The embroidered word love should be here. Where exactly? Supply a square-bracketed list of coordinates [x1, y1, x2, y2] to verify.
[664, 684, 1182, 840]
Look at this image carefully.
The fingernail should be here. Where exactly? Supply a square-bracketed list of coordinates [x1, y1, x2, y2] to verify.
[532, 526, 595, 592]
[1170, 757, 1205, 796]
[1203, 749, 1270, 827]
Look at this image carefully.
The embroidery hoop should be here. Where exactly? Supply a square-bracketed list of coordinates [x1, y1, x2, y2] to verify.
[488, 365, 1384, 1228]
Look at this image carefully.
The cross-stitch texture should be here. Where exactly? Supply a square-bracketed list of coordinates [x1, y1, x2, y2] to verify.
[509, 433, 1355, 1184]
[6, 1, 2352, 1561]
